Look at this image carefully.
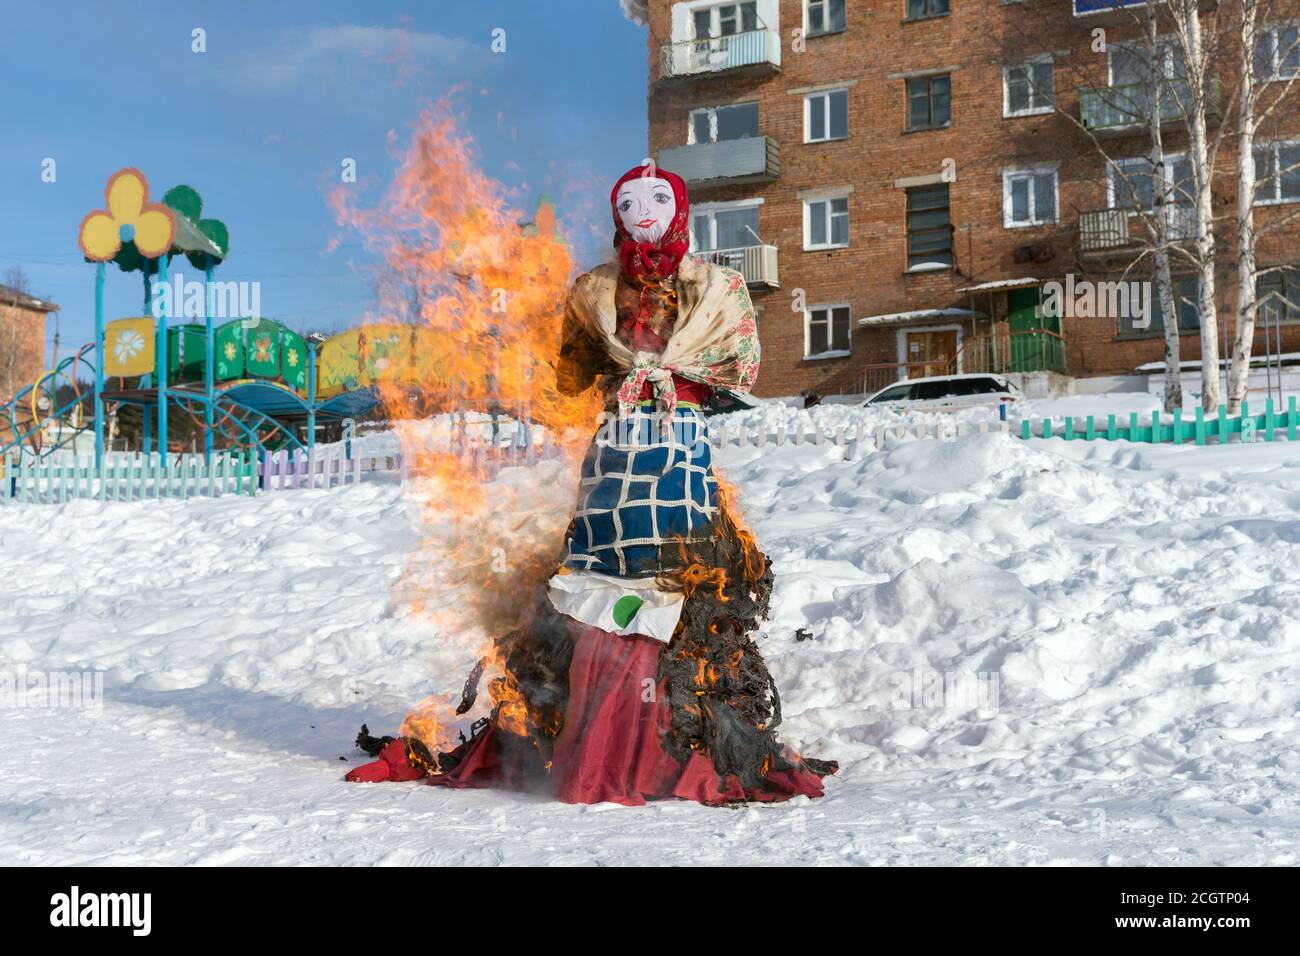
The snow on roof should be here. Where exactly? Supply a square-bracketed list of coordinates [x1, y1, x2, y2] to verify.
[0, 283, 58, 313]
[1136, 352, 1300, 372]
[857, 307, 982, 327]
[954, 277, 1043, 294]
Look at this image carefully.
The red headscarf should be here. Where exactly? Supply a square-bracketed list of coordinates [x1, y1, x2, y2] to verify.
[611, 165, 691, 282]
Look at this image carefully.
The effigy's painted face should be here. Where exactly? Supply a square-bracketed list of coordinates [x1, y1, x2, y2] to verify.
[615, 177, 676, 245]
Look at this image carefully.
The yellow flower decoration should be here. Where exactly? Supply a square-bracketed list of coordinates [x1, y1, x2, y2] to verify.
[78, 168, 176, 262]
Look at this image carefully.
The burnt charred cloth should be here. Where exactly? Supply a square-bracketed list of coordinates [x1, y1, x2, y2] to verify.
[350, 497, 835, 797]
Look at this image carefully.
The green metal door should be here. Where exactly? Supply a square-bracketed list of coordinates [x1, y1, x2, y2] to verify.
[1007, 287, 1060, 372]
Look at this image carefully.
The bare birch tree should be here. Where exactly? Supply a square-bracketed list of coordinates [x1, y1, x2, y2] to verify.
[1228, 0, 1300, 411]
[1006, 3, 1187, 410]
[1165, 0, 1225, 410]
[1146, 0, 1185, 410]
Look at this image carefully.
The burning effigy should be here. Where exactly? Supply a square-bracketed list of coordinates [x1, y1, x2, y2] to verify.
[342, 107, 834, 805]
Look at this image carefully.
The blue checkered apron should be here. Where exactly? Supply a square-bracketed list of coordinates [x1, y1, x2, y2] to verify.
[563, 406, 718, 576]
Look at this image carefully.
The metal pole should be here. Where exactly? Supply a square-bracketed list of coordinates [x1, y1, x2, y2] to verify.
[1264, 303, 1273, 403]
[204, 254, 214, 464]
[1274, 303, 1283, 407]
[307, 340, 317, 456]
[156, 256, 169, 467]
[1222, 308, 1229, 405]
[94, 262, 105, 468]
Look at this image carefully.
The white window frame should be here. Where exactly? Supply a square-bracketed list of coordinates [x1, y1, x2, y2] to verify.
[1003, 57, 1054, 118]
[804, 88, 849, 143]
[687, 102, 759, 144]
[689, 198, 764, 251]
[906, 0, 950, 21]
[1107, 152, 1190, 212]
[804, 302, 852, 359]
[805, 0, 845, 36]
[1002, 164, 1059, 228]
[1255, 22, 1300, 82]
[1254, 138, 1300, 205]
[691, 1, 760, 40]
[803, 192, 851, 250]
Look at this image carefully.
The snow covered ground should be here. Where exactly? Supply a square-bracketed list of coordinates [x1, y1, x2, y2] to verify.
[3, 398, 1299, 866]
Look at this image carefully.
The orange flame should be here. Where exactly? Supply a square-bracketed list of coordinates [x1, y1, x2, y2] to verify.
[330, 100, 603, 759]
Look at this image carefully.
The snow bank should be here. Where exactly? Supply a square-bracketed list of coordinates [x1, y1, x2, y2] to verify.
[3, 399, 1299, 865]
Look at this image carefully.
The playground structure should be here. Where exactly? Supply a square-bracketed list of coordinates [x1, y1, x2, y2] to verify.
[0, 168, 391, 468]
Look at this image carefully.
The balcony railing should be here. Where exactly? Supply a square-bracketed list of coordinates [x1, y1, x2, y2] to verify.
[957, 331, 1068, 376]
[1080, 208, 1131, 252]
[695, 245, 779, 287]
[657, 136, 780, 186]
[861, 330, 1068, 392]
[660, 29, 780, 80]
[1080, 206, 1196, 254]
[1074, 0, 1148, 14]
[1074, 0, 1217, 17]
[1080, 78, 1220, 131]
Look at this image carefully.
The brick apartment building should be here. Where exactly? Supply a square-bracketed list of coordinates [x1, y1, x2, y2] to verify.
[642, 0, 1300, 398]
[0, 283, 56, 403]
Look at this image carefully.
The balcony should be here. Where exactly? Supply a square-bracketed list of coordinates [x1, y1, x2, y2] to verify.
[695, 245, 779, 288]
[1073, 0, 1218, 20]
[659, 29, 780, 82]
[657, 136, 780, 187]
[1079, 206, 1195, 256]
[1074, 0, 1154, 14]
[1080, 78, 1221, 132]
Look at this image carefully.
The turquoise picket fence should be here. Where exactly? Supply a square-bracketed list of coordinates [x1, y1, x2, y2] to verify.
[1020, 397, 1299, 446]
[1, 452, 257, 504]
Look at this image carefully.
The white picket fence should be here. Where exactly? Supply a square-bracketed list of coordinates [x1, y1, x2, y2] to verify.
[2, 418, 1012, 506]
[1, 452, 257, 505]
[707, 418, 1011, 450]
[258, 445, 407, 492]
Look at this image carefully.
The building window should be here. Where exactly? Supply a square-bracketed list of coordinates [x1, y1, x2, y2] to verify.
[804, 195, 850, 249]
[906, 0, 950, 21]
[906, 184, 953, 270]
[1003, 167, 1058, 227]
[807, 0, 846, 35]
[689, 102, 760, 144]
[1108, 154, 1193, 210]
[1121, 276, 1200, 335]
[1258, 266, 1300, 322]
[1254, 140, 1300, 204]
[691, 202, 762, 251]
[1004, 60, 1054, 116]
[806, 304, 851, 358]
[805, 89, 849, 142]
[1109, 40, 1186, 86]
[906, 74, 951, 130]
[693, 2, 759, 40]
[1253, 23, 1300, 81]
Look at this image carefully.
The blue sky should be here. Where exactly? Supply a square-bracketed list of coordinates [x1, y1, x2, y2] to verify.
[0, 1, 647, 360]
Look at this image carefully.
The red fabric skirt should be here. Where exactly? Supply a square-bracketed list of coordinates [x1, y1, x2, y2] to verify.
[355, 622, 827, 807]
